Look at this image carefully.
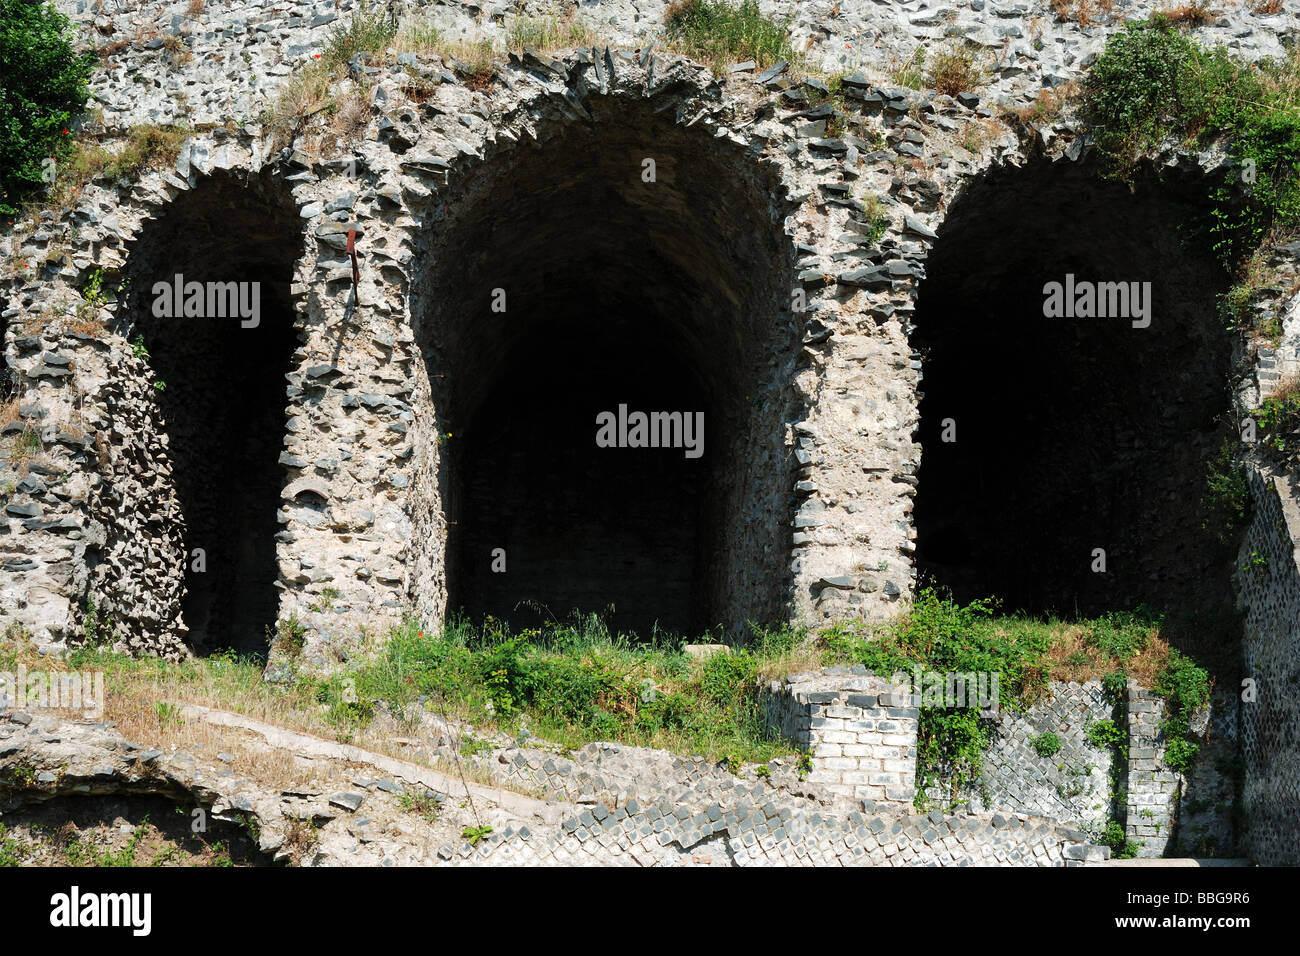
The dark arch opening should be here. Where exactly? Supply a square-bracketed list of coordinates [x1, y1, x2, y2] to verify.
[120, 171, 301, 654]
[912, 158, 1239, 629]
[416, 96, 801, 639]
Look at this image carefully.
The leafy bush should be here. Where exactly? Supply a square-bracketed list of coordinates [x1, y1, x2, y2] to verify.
[1155, 649, 1211, 773]
[1085, 718, 1125, 750]
[0, 0, 96, 215]
[1252, 380, 1300, 458]
[1101, 820, 1141, 859]
[1031, 732, 1062, 757]
[663, 0, 794, 73]
[1085, 17, 1300, 264]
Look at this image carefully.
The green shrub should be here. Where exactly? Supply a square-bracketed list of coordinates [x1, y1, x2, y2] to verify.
[0, 0, 96, 215]
[1085, 17, 1300, 264]
[1155, 649, 1211, 774]
[1031, 732, 1062, 758]
[1253, 383, 1300, 457]
[1086, 718, 1125, 750]
[1101, 820, 1141, 859]
[321, 0, 397, 71]
[1203, 436, 1251, 546]
[663, 0, 795, 73]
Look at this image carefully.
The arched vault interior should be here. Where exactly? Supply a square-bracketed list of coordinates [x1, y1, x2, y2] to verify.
[912, 158, 1238, 627]
[416, 96, 801, 638]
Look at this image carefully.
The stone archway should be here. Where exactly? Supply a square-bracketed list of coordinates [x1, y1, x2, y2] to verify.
[410, 93, 802, 639]
[117, 170, 302, 653]
[912, 156, 1238, 624]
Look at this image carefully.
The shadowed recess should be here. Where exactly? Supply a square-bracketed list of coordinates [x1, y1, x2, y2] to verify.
[415, 95, 802, 639]
[120, 171, 301, 653]
[912, 158, 1238, 621]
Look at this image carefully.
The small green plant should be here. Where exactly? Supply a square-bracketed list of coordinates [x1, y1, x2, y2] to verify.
[720, 752, 742, 775]
[462, 824, 493, 846]
[272, 614, 308, 657]
[131, 334, 150, 361]
[78, 268, 107, 315]
[459, 736, 494, 757]
[1086, 718, 1125, 750]
[1242, 550, 1270, 573]
[891, 46, 927, 89]
[154, 701, 183, 729]
[856, 192, 890, 246]
[796, 751, 814, 780]
[398, 790, 442, 822]
[309, 586, 341, 613]
[81, 595, 116, 648]
[1101, 670, 1129, 701]
[1031, 732, 1062, 758]
[754, 763, 772, 778]
[11, 426, 42, 461]
[0, 823, 26, 866]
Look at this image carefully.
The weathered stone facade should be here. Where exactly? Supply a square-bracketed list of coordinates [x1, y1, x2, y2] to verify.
[2, 0, 1300, 861]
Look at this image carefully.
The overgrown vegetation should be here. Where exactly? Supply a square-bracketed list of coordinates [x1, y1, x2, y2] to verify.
[20, 590, 1215, 817]
[820, 590, 1214, 808]
[506, 7, 595, 52]
[1251, 376, 1300, 461]
[1085, 16, 1300, 265]
[320, 613, 804, 763]
[662, 0, 795, 74]
[262, 0, 396, 150]
[17, 123, 190, 218]
[0, 0, 96, 216]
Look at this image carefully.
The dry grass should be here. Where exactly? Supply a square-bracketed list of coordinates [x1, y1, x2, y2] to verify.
[0, 393, 21, 433]
[393, 13, 444, 55]
[187, 0, 206, 16]
[1008, 81, 1083, 126]
[447, 39, 498, 91]
[505, 7, 596, 53]
[0, 639, 483, 796]
[1250, 0, 1283, 13]
[959, 116, 1004, 153]
[1157, 2, 1214, 26]
[1052, 0, 1115, 26]
[926, 43, 983, 97]
[21, 125, 191, 220]
[96, 37, 130, 61]
[1027, 622, 1173, 687]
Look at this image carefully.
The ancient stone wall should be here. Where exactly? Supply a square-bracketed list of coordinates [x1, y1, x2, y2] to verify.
[1234, 465, 1300, 866]
[2, 0, 1299, 860]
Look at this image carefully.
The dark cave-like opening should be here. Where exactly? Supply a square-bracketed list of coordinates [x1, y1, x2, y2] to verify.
[912, 159, 1239, 624]
[121, 172, 301, 654]
[419, 97, 800, 639]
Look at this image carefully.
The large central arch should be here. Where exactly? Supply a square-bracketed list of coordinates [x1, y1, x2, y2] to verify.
[412, 94, 802, 638]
